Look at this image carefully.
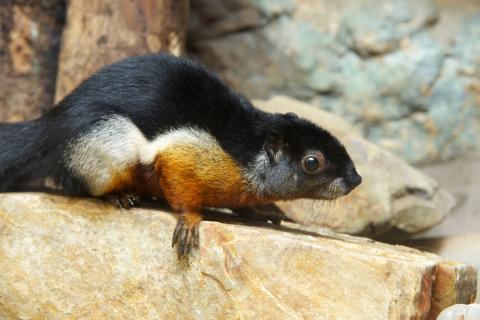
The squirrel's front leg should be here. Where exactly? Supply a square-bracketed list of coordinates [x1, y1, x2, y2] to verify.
[172, 209, 202, 259]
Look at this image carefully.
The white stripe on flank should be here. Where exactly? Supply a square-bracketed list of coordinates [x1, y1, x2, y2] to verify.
[65, 115, 217, 196]
[139, 127, 217, 164]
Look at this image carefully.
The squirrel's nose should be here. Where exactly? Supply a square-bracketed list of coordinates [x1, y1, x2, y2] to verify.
[345, 173, 362, 191]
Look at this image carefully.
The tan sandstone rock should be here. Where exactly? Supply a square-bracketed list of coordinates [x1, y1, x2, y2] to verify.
[254, 96, 455, 237]
[407, 234, 480, 304]
[0, 193, 475, 319]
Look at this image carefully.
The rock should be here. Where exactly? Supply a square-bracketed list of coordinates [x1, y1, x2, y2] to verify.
[390, 190, 455, 233]
[453, 13, 480, 77]
[0, 1, 63, 121]
[437, 304, 480, 320]
[0, 193, 476, 319]
[189, 0, 294, 39]
[406, 234, 480, 304]
[342, 33, 444, 118]
[55, 0, 189, 102]
[365, 54, 477, 164]
[414, 154, 480, 239]
[337, 0, 438, 57]
[254, 96, 455, 236]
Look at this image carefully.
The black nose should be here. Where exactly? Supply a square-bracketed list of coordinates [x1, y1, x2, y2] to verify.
[345, 173, 362, 191]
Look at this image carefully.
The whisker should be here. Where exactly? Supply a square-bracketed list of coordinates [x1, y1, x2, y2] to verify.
[283, 180, 343, 265]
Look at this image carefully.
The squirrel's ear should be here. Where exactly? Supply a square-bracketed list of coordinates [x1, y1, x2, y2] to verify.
[284, 112, 299, 120]
[264, 132, 283, 164]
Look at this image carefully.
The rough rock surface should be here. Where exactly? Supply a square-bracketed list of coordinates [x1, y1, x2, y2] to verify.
[255, 96, 455, 236]
[0, 193, 476, 319]
[337, 0, 438, 57]
[188, 0, 480, 163]
[406, 234, 480, 303]
[0, 0, 63, 121]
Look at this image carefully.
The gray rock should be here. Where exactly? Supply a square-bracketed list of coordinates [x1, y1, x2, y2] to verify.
[189, 0, 295, 40]
[426, 63, 478, 161]
[331, 33, 444, 124]
[453, 13, 480, 77]
[366, 117, 433, 164]
[337, 0, 438, 57]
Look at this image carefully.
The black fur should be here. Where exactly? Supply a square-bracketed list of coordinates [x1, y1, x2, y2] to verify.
[0, 53, 359, 193]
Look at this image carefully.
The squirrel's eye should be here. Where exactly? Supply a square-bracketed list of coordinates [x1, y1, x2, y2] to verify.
[302, 154, 325, 174]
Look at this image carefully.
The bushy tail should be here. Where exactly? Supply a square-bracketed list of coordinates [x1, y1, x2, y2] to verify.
[0, 120, 47, 190]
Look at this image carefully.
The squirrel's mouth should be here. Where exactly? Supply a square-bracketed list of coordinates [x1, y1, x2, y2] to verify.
[314, 177, 352, 200]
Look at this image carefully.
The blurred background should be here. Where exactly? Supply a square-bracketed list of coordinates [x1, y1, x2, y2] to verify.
[1, 0, 479, 297]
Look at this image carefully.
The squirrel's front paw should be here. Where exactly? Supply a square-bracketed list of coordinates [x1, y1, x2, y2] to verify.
[106, 192, 140, 209]
[172, 211, 202, 259]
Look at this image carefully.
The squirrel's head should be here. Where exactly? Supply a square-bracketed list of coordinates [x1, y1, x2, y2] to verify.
[247, 112, 362, 201]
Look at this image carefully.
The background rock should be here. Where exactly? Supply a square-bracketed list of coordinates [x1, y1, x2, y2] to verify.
[337, 0, 438, 57]
[0, 193, 476, 319]
[255, 96, 455, 236]
[188, 0, 480, 164]
[0, 0, 64, 122]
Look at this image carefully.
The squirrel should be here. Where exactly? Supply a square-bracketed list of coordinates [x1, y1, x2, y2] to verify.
[0, 53, 362, 258]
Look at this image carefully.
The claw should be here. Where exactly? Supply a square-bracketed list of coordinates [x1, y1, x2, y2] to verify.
[106, 192, 140, 209]
[193, 226, 200, 248]
[171, 213, 201, 259]
[172, 219, 183, 248]
[127, 197, 135, 207]
[112, 198, 122, 208]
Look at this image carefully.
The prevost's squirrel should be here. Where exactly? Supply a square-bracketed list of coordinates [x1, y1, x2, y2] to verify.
[0, 53, 362, 258]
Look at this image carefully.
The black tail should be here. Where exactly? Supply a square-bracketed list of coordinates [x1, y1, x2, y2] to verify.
[0, 120, 48, 190]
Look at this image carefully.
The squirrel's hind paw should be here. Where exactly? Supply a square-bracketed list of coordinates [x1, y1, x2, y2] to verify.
[233, 204, 287, 225]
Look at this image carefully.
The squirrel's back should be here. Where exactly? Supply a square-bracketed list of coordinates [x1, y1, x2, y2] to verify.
[53, 53, 269, 164]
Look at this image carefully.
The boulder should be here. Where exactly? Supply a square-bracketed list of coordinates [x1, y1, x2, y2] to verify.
[254, 96, 455, 236]
[0, 193, 476, 319]
[412, 154, 480, 239]
[406, 234, 480, 303]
